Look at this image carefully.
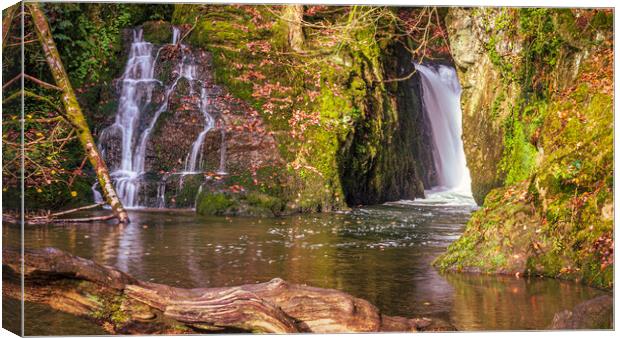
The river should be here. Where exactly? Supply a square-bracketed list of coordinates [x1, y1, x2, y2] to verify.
[2, 198, 607, 334]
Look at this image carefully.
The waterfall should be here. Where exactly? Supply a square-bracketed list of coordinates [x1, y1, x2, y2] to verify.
[156, 178, 167, 208]
[415, 63, 474, 204]
[183, 87, 215, 173]
[92, 182, 104, 204]
[98, 26, 226, 208]
[172, 26, 181, 45]
[104, 28, 158, 207]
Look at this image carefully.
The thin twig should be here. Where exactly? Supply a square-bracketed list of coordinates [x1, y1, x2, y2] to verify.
[24, 74, 62, 91]
[49, 203, 105, 217]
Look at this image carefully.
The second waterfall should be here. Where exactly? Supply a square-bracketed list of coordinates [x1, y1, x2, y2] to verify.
[415, 63, 473, 199]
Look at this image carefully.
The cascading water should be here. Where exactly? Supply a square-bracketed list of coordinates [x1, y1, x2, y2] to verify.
[97, 26, 227, 208]
[92, 182, 104, 204]
[414, 63, 475, 206]
[156, 178, 167, 208]
[172, 26, 181, 45]
[183, 87, 215, 173]
[101, 28, 158, 208]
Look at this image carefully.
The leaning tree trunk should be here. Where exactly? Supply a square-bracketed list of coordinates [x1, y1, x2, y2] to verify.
[28, 4, 129, 224]
[3, 247, 453, 334]
[2, 3, 18, 47]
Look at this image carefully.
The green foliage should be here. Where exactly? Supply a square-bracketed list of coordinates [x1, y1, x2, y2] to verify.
[45, 3, 174, 85]
[46, 3, 133, 85]
[498, 109, 538, 185]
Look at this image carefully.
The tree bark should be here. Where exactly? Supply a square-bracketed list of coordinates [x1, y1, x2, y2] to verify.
[2, 3, 18, 47]
[27, 4, 129, 224]
[3, 247, 454, 334]
[283, 5, 304, 52]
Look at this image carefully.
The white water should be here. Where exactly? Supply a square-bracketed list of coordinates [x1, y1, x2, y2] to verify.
[183, 87, 215, 173]
[172, 26, 181, 45]
[99, 27, 226, 208]
[156, 178, 167, 208]
[102, 29, 158, 207]
[92, 182, 104, 204]
[414, 63, 475, 205]
[98, 27, 206, 208]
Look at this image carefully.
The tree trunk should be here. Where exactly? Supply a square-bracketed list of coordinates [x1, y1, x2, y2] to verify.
[27, 3, 129, 224]
[2, 3, 18, 47]
[283, 5, 304, 52]
[3, 247, 454, 334]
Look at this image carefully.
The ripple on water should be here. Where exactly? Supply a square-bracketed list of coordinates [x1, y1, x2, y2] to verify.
[5, 202, 609, 333]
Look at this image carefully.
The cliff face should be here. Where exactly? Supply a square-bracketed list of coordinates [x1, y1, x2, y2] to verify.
[96, 22, 281, 208]
[339, 44, 432, 206]
[53, 5, 437, 215]
[437, 8, 613, 288]
[445, 8, 518, 204]
[170, 5, 434, 213]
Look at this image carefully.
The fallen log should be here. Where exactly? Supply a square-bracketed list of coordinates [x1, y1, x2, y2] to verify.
[2, 247, 453, 334]
[2, 203, 117, 225]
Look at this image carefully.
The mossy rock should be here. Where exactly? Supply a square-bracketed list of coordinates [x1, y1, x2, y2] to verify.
[245, 191, 284, 216]
[195, 189, 286, 217]
[142, 20, 173, 44]
[196, 191, 238, 216]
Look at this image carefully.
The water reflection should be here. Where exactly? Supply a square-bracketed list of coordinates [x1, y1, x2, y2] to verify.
[444, 273, 606, 330]
[115, 221, 143, 275]
[2, 203, 608, 334]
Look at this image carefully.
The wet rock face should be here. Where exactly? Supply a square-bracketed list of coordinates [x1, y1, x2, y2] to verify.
[146, 44, 280, 177]
[445, 8, 516, 205]
[549, 295, 613, 329]
[96, 25, 281, 207]
[339, 43, 431, 206]
[438, 9, 613, 288]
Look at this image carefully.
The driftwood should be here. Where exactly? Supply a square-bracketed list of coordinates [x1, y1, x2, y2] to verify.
[2, 247, 453, 334]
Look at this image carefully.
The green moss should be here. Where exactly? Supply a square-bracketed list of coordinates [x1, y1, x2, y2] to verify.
[88, 292, 130, 328]
[170, 4, 399, 212]
[196, 191, 237, 216]
[439, 9, 612, 287]
[245, 191, 284, 215]
[498, 117, 537, 185]
[142, 20, 172, 44]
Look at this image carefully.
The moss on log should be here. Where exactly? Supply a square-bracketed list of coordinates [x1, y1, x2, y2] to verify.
[28, 3, 129, 224]
[3, 247, 453, 334]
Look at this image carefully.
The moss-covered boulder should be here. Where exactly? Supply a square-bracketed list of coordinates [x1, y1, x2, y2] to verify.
[196, 189, 285, 217]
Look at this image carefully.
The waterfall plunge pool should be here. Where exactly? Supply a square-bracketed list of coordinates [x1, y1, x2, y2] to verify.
[3, 204, 607, 334]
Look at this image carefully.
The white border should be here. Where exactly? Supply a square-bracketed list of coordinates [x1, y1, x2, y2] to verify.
[0, 1, 617, 338]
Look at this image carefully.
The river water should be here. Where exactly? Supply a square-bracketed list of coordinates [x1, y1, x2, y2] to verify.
[3, 199, 607, 335]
